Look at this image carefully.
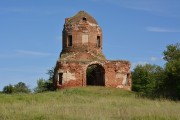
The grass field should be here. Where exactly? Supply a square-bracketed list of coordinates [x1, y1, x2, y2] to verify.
[0, 87, 180, 120]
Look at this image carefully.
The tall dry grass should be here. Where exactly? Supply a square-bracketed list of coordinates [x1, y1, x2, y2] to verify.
[0, 87, 180, 120]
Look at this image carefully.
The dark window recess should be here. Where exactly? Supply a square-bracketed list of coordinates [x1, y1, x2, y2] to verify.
[125, 73, 130, 85]
[58, 73, 63, 85]
[68, 35, 72, 46]
[83, 17, 87, 21]
[97, 36, 100, 48]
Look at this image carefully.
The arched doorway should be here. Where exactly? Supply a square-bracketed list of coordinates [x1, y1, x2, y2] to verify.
[86, 64, 105, 86]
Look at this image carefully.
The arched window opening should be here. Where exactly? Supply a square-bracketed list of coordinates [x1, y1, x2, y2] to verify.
[86, 64, 105, 86]
[68, 35, 72, 46]
[58, 73, 63, 85]
[97, 36, 100, 48]
[83, 17, 87, 21]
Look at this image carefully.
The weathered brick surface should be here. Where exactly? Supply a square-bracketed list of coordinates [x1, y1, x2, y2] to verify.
[104, 61, 131, 90]
[53, 11, 132, 90]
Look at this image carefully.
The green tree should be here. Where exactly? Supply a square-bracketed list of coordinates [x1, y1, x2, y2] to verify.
[14, 82, 31, 93]
[34, 68, 55, 93]
[2, 84, 14, 94]
[47, 67, 54, 81]
[34, 78, 48, 93]
[132, 64, 163, 97]
[131, 43, 180, 100]
[163, 43, 180, 99]
[163, 43, 180, 62]
[3, 82, 31, 94]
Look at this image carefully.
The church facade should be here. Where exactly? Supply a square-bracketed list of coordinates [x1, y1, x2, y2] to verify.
[53, 11, 131, 90]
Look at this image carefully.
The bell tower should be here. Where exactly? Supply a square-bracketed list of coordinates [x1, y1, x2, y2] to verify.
[60, 11, 106, 61]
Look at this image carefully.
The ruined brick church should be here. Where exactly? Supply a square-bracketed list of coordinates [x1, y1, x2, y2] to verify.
[53, 11, 131, 90]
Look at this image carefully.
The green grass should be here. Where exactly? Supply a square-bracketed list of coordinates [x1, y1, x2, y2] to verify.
[0, 87, 180, 120]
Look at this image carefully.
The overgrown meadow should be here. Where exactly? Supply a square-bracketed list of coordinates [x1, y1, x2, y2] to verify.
[0, 87, 180, 120]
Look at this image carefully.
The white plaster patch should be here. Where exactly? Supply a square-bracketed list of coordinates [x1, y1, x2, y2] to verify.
[58, 69, 64, 73]
[116, 85, 124, 88]
[63, 71, 76, 82]
[122, 75, 127, 85]
[116, 73, 123, 79]
[89, 22, 98, 27]
[82, 35, 88, 44]
[116, 73, 127, 85]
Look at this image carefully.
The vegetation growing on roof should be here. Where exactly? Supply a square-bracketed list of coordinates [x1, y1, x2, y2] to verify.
[65, 11, 98, 24]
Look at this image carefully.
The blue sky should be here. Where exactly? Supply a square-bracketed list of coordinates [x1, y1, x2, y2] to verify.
[0, 0, 180, 90]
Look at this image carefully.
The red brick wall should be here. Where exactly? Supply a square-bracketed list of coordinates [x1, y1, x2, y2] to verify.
[54, 60, 131, 90]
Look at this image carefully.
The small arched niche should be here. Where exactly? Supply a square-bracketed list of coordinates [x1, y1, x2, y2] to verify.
[82, 17, 87, 21]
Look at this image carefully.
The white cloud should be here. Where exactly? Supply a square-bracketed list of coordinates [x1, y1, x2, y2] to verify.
[0, 6, 71, 15]
[91, 0, 165, 12]
[147, 27, 180, 33]
[0, 50, 51, 59]
[0, 7, 28, 13]
[91, 0, 180, 18]
[150, 57, 158, 62]
[121, 1, 162, 12]
[132, 61, 148, 69]
[0, 54, 17, 59]
[0, 67, 44, 73]
[16, 50, 50, 56]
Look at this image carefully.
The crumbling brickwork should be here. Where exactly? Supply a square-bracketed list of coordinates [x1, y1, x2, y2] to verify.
[54, 11, 131, 90]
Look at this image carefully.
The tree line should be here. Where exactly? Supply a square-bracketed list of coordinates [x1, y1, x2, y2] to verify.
[132, 43, 180, 100]
[1, 67, 55, 94]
